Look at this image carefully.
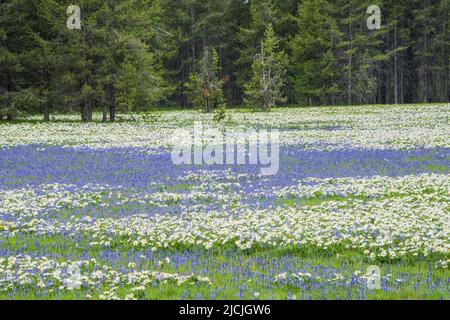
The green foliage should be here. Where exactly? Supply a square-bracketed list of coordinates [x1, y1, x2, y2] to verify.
[0, 90, 41, 118]
[290, 0, 342, 105]
[186, 47, 225, 112]
[1, 0, 450, 120]
[213, 103, 227, 122]
[244, 24, 287, 111]
[0, 0, 169, 122]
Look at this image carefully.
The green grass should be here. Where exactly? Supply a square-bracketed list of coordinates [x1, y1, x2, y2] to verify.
[1, 243, 447, 300]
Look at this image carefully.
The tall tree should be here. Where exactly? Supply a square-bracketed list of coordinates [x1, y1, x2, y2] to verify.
[186, 47, 224, 112]
[3, 0, 450, 118]
[0, 0, 56, 120]
[57, 0, 167, 122]
[244, 23, 287, 111]
[290, 0, 341, 106]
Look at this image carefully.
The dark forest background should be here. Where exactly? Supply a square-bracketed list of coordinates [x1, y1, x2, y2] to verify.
[1, 0, 449, 121]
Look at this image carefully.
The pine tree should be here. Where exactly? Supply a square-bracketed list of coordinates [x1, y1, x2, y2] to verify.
[2, 0, 450, 117]
[56, 0, 167, 122]
[186, 47, 224, 112]
[236, 0, 275, 103]
[0, 0, 57, 120]
[244, 23, 287, 111]
[379, 1, 412, 105]
[290, 0, 342, 106]
[28, 0, 65, 121]
[335, 0, 385, 105]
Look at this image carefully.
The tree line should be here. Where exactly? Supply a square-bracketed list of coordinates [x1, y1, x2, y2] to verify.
[1, 0, 449, 121]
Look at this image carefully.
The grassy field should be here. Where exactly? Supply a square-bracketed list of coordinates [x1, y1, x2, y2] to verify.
[0, 104, 449, 300]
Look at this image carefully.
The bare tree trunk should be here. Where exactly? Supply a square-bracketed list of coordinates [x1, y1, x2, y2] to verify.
[108, 86, 116, 122]
[81, 97, 93, 122]
[86, 99, 93, 122]
[102, 105, 108, 122]
[43, 69, 51, 121]
[191, 9, 196, 67]
[385, 30, 390, 104]
[445, 15, 450, 103]
[347, 7, 353, 106]
[6, 72, 14, 121]
[424, 28, 429, 103]
[109, 104, 116, 122]
[205, 97, 211, 113]
[394, 23, 398, 105]
[400, 18, 405, 104]
[81, 105, 86, 122]
[43, 100, 50, 122]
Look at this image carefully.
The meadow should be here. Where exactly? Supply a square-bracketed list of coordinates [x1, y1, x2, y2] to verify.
[0, 104, 449, 300]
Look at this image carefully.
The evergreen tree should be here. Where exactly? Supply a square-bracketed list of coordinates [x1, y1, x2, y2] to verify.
[290, 0, 342, 106]
[244, 23, 287, 111]
[2, 0, 450, 118]
[57, 0, 167, 122]
[236, 0, 275, 103]
[336, 0, 385, 105]
[0, 0, 60, 120]
[186, 47, 224, 112]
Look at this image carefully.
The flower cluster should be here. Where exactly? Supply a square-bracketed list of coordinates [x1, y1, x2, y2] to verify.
[0, 105, 448, 299]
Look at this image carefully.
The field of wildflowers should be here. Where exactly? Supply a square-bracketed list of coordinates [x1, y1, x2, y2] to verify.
[0, 104, 449, 300]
